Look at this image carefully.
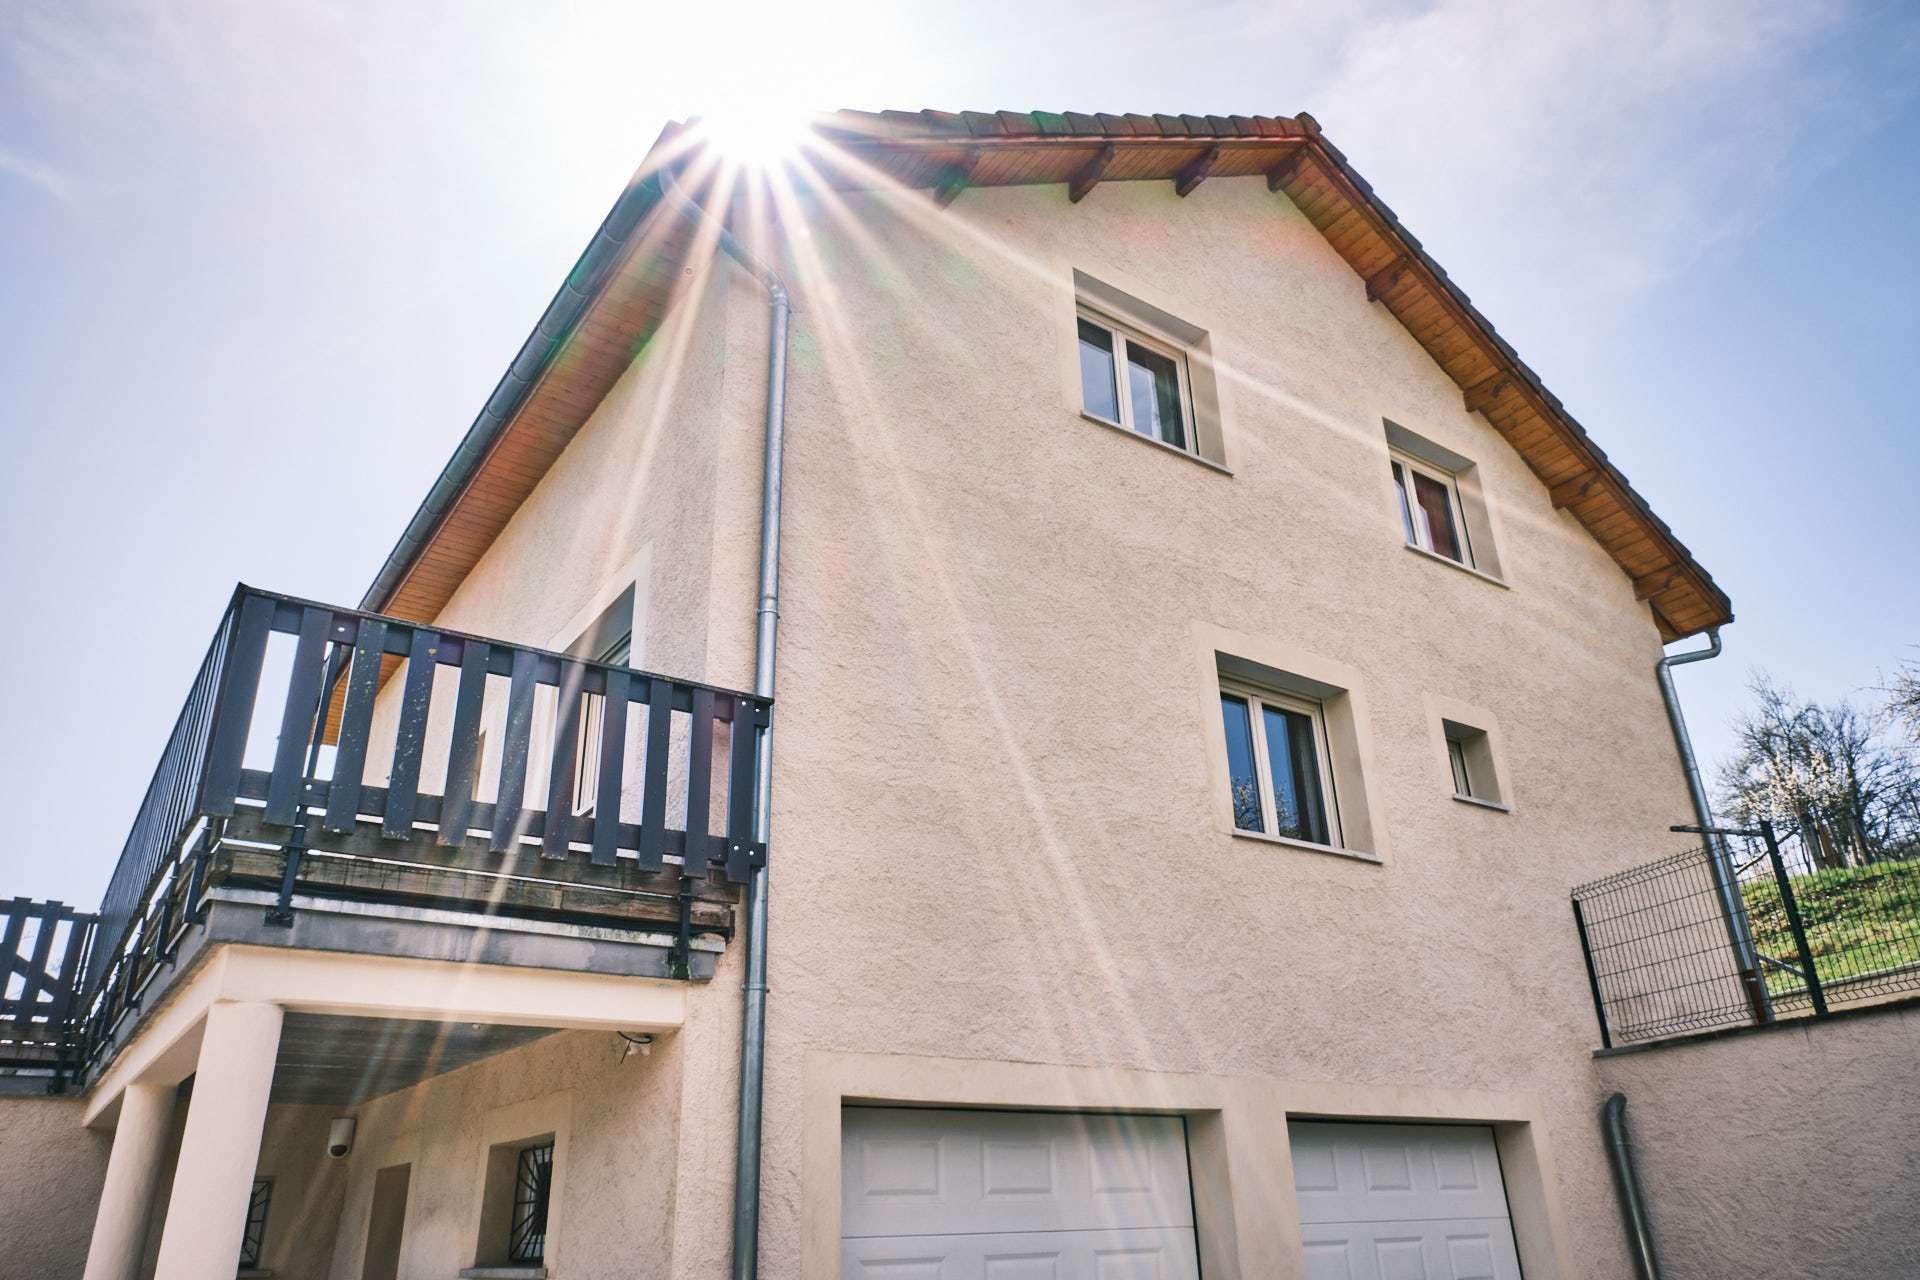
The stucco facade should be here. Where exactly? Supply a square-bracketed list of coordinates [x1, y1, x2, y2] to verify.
[22, 149, 1906, 1280]
[295, 170, 1694, 1275]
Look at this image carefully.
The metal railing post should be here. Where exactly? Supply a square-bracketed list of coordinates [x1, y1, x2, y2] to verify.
[1571, 897, 1613, 1050]
[1761, 819, 1828, 1017]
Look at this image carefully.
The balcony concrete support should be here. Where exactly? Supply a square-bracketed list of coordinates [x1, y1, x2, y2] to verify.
[81, 1080, 174, 1280]
[152, 1001, 284, 1280]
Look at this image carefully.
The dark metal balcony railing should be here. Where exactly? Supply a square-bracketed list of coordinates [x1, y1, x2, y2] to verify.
[0, 898, 94, 1071]
[67, 584, 771, 1080]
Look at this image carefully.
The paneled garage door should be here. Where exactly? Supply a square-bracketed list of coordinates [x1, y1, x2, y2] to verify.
[1288, 1121, 1523, 1280]
[841, 1108, 1201, 1278]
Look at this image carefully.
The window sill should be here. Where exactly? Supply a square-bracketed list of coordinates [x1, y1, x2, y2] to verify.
[1231, 828, 1381, 865]
[238, 1271, 275, 1279]
[1452, 793, 1512, 814]
[1403, 542, 1508, 588]
[1079, 412, 1232, 476]
[460, 1269, 547, 1279]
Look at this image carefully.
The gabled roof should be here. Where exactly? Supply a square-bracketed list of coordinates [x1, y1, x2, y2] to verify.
[362, 108, 1732, 641]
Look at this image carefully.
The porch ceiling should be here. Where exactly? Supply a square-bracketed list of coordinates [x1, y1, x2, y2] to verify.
[268, 1012, 560, 1106]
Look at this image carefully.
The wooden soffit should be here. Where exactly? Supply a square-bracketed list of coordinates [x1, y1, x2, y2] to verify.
[367, 109, 1731, 642]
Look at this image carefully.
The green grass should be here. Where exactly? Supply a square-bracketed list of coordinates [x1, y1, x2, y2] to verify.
[1741, 859, 1920, 996]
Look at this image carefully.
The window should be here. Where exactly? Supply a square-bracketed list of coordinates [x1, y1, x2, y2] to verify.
[509, 1142, 554, 1264]
[1447, 735, 1475, 799]
[239, 1178, 272, 1269]
[1391, 450, 1472, 565]
[1438, 716, 1506, 809]
[1219, 681, 1340, 847]
[1077, 309, 1195, 453]
[567, 588, 635, 819]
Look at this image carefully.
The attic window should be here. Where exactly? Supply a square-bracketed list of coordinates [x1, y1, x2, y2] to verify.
[1070, 271, 1227, 467]
[1383, 420, 1505, 581]
[1078, 311, 1193, 452]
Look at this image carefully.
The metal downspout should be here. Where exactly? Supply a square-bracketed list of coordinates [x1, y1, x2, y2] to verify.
[660, 169, 788, 1280]
[1655, 628, 1772, 1022]
[1602, 1093, 1662, 1280]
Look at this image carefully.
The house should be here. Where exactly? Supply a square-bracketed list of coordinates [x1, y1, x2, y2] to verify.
[2, 107, 1915, 1280]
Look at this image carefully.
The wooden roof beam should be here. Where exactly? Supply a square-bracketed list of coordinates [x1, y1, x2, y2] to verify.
[931, 153, 979, 208]
[1174, 145, 1222, 197]
[1068, 144, 1117, 204]
[1634, 565, 1689, 602]
[1550, 472, 1605, 510]
[1266, 148, 1306, 192]
[1462, 371, 1514, 416]
[1366, 255, 1413, 303]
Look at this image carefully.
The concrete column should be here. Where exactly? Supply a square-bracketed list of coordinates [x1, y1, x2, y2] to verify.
[152, 1001, 283, 1280]
[82, 1080, 175, 1280]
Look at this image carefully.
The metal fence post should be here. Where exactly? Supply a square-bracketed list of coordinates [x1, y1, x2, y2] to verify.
[1761, 819, 1828, 1017]
[1572, 897, 1613, 1050]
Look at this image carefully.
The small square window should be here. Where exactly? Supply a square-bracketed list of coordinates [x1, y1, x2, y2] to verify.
[1391, 450, 1472, 566]
[1441, 719, 1505, 808]
[1077, 307, 1196, 454]
[509, 1141, 555, 1264]
[1220, 681, 1340, 847]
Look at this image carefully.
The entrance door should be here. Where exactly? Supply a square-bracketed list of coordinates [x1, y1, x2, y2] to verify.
[841, 1108, 1201, 1277]
[360, 1163, 411, 1280]
[1289, 1122, 1522, 1279]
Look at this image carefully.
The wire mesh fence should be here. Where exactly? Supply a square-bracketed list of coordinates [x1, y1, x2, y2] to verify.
[1572, 822, 1920, 1046]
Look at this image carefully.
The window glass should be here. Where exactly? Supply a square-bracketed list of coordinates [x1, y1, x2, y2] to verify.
[1077, 319, 1120, 423]
[1411, 470, 1463, 562]
[1448, 736, 1472, 797]
[1125, 342, 1186, 449]
[1391, 462, 1417, 544]
[1220, 694, 1263, 833]
[1262, 704, 1330, 845]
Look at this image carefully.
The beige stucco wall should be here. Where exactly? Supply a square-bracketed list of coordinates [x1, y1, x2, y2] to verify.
[0, 1092, 110, 1280]
[292, 948, 741, 1280]
[1596, 1005, 1920, 1280]
[300, 171, 1735, 1276]
[135, 1095, 350, 1280]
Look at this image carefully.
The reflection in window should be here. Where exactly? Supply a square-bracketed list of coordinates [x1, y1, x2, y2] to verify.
[1220, 684, 1340, 847]
[1077, 319, 1121, 424]
[1125, 343, 1186, 449]
[1391, 455, 1468, 565]
[1261, 703, 1330, 846]
[1076, 308, 1195, 456]
[1221, 694, 1263, 833]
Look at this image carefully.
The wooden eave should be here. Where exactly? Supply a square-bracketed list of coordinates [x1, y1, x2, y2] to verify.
[365, 108, 1731, 643]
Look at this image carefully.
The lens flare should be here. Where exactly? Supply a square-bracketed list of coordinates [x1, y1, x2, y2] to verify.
[691, 104, 815, 170]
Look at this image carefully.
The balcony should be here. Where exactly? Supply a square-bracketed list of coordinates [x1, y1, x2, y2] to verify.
[15, 584, 770, 1088]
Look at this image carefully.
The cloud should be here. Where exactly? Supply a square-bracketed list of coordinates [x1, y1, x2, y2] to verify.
[0, 145, 74, 202]
[1295, 0, 1902, 341]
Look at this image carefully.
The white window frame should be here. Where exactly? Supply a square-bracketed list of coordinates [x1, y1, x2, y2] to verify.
[1391, 448, 1474, 567]
[1077, 305, 1199, 455]
[572, 634, 631, 818]
[1220, 678, 1343, 848]
[1446, 733, 1475, 799]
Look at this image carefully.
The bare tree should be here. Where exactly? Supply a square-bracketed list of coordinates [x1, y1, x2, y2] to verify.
[1715, 672, 1920, 867]
[1888, 656, 1920, 742]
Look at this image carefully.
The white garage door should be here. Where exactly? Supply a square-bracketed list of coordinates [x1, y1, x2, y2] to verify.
[841, 1108, 1201, 1279]
[1289, 1122, 1523, 1280]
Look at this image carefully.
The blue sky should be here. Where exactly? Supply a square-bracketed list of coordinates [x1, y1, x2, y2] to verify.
[2, 0, 1916, 902]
